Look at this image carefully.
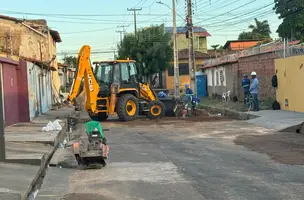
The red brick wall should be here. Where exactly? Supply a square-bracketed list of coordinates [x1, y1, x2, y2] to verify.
[238, 52, 277, 101]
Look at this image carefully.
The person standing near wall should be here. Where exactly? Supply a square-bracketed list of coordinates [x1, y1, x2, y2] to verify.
[249, 71, 259, 111]
[241, 74, 250, 105]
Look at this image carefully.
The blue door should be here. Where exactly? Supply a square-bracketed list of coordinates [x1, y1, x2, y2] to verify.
[196, 75, 207, 97]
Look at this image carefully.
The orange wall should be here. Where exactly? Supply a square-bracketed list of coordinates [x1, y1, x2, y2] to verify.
[166, 58, 203, 90]
[166, 74, 190, 90]
[230, 41, 258, 50]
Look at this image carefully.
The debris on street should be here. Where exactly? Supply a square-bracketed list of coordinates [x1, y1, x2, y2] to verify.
[41, 120, 63, 132]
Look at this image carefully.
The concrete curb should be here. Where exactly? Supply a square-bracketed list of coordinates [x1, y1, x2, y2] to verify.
[198, 105, 259, 120]
[23, 114, 72, 200]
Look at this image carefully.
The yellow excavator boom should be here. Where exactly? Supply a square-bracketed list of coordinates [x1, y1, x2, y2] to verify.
[67, 45, 100, 113]
[139, 83, 156, 101]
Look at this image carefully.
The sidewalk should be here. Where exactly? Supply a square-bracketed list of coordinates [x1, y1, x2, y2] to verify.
[200, 99, 304, 131]
[5, 107, 74, 164]
[247, 110, 304, 131]
[0, 106, 74, 200]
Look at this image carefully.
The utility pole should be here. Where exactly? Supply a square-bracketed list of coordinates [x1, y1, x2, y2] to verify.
[110, 47, 117, 60]
[117, 25, 129, 42]
[172, 0, 180, 98]
[116, 30, 124, 43]
[127, 8, 142, 35]
[117, 25, 129, 33]
[0, 66, 5, 161]
[186, 0, 196, 94]
[156, 0, 180, 98]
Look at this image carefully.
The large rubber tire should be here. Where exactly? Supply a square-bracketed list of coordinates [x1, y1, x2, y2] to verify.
[146, 100, 166, 119]
[117, 94, 139, 121]
[89, 113, 108, 121]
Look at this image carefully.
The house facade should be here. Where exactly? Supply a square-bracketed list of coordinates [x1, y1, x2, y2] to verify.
[165, 26, 211, 53]
[201, 40, 293, 101]
[165, 49, 210, 90]
[0, 14, 62, 126]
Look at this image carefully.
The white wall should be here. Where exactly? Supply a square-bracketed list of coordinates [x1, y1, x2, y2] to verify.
[206, 69, 213, 86]
[205, 66, 227, 87]
[214, 66, 226, 87]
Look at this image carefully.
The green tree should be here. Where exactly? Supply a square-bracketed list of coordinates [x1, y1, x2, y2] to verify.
[238, 31, 254, 40]
[63, 56, 77, 68]
[117, 25, 173, 79]
[238, 18, 271, 40]
[274, 0, 304, 41]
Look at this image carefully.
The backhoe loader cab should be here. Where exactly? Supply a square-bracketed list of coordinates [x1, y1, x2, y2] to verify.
[67, 45, 165, 122]
[93, 60, 139, 95]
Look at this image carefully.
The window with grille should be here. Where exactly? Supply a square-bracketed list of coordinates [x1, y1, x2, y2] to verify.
[168, 63, 189, 76]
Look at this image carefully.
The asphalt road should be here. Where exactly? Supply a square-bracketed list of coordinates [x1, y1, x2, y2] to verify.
[36, 114, 304, 200]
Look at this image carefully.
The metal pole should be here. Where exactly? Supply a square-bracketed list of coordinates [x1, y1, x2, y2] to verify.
[127, 8, 142, 35]
[0, 64, 5, 161]
[117, 25, 129, 39]
[116, 30, 124, 43]
[187, 0, 196, 94]
[172, 0, 180, 98]
[283, 38, 286, 58]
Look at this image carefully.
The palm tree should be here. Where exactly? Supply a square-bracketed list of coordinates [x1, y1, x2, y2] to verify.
[211, 44, 220, 50]
[248, 18, 271, 39]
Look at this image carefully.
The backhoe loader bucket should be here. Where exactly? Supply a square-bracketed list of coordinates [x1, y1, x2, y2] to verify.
[158, 97, 178, 117]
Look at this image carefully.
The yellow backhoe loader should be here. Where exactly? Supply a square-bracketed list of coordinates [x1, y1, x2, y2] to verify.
[67, 45, 166, 121]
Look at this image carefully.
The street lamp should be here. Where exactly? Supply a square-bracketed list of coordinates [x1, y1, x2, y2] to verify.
[157, 0, 180, 98]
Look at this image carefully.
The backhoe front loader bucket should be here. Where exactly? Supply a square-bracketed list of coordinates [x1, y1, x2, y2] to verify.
[158, 97, 178, 117]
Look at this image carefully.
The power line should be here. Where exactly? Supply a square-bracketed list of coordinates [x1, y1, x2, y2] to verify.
[134, 0, 147, 8]
[61, 27, 118, 34]
[196, 0, 257, 24]
[43, 19, 171, 25]
[196, 0, 241, 14]
[210, 11, 274, 32]
[0, 9, 168, 17]
[138, 0, 150, 7]
[58, 14, 172, 34]
[204, 7, 274, 26]
[142, 0, 157, 8]
[198, 2, 275, 27]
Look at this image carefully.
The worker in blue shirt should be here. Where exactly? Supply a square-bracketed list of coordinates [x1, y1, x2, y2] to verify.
[185, 83, 194, 101]
[249, 71, 259, 111]
[242, 74, 250, 105]
[185, 83, 195, 116]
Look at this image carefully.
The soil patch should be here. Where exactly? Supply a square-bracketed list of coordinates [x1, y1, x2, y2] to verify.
[102, 109, 232, 126]
[234, 132, 304, 165]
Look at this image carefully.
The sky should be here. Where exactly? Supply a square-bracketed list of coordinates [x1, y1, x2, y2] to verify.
[1, 0, 282, 62]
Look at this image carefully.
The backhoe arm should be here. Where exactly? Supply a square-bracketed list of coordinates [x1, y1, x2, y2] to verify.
[139, 83, 156, 101]
[67, 45, 100, 113]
